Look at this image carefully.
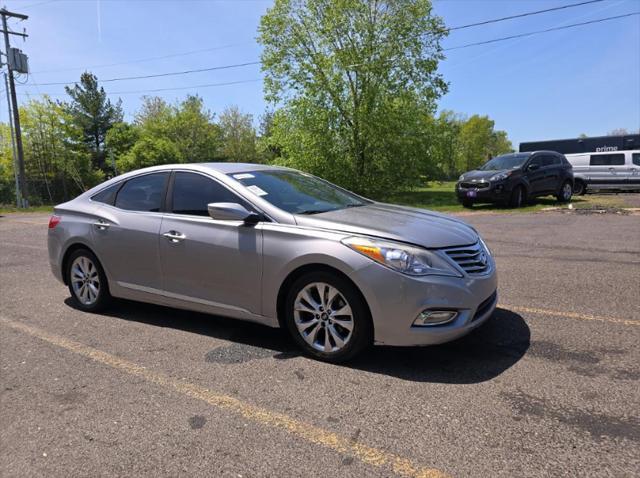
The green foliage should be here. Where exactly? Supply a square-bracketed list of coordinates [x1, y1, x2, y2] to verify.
[1, 55, 514, 206]
[64, 72, 123, 173]
[116, 95, 222, 172]
[6, 96, 103, 204]
[258, 0, 448, 196]
[422, 111, 513, 179]
[218, 105, 258, 162]
[457, 114, 513, 172]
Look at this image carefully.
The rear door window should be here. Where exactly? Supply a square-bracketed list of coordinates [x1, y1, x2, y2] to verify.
[115, 173, 169, 212]
[91, 182, 121, 205]
[590, 154, 625, 166]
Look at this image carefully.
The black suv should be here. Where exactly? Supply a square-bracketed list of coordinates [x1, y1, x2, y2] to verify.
[455, 151, 574, 208]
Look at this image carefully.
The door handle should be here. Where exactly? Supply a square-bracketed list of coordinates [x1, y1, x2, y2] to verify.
[163, 231, 186, 243]
[93, 219, 110, 230]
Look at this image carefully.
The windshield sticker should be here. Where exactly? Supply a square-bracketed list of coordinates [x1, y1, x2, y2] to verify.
[246, 185, 268, 196]
[233, 173, 255, 180]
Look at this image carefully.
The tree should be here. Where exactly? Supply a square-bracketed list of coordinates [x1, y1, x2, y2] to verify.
[117, 95, 222, 172]
[18, 96, 102, 203]
[258, 0, 448, 196]
[105, 122, 139, 175]
[257, 110, 281, 162]
[608, 128, 629, 136]
[64, 72, 123, 173]
[456, 115, 512, 172]
[424, 110, 463, 179]
[218, 105, 258, 162]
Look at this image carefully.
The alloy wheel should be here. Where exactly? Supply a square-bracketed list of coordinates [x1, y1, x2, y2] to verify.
[70, 256, 101, 306]
[293, 282, 354, 353]
[562, 183, 572, 201]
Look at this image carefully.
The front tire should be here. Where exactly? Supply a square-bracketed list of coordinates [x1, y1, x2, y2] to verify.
[557, 181, 573, 203]
[508, 185, 524, 208]
[284, 271, 372, 363]
[66, 249, 112, 312]
[573, 180, 586, 196]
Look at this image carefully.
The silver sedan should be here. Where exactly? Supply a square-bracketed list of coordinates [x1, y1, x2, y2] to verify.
[47, 163, 497, 362]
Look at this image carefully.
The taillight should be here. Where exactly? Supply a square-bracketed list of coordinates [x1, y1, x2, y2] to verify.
[48, 215, 61, 229]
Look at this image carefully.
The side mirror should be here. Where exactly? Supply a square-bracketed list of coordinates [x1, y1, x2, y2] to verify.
[207, 202, 260, 225]
[528, 163, 540, 171]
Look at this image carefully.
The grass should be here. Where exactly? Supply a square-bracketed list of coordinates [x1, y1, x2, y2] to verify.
[0, 204, 54, 214]
[386, 181, 632, 214]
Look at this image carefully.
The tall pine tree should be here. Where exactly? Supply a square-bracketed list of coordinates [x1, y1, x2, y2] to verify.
[65, 73, 123, 173]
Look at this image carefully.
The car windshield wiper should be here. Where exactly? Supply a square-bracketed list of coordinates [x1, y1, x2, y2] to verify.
[296, 209, 333, 215]
[297, 203, 365, 215]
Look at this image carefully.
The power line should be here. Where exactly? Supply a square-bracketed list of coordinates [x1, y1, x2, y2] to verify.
[109, 78, 262, 95]
[17, 78, 262, 97]
[32, 41, 254, 74]
[444, 12, 640, 51]
[22, 60, 261, 86]
[15, 0, 58, 9]
[446, 0, 606, 31]
[15, 10, 639, 95]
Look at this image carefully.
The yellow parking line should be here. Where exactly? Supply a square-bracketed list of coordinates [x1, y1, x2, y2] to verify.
[0, 316, 448, 478]
[502, 305, 639, 327]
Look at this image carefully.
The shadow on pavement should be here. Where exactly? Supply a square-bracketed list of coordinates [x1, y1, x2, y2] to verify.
[65, 298, 529, 384]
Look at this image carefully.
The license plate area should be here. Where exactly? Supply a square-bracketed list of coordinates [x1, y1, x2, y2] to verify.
[467, 190, 477, 198]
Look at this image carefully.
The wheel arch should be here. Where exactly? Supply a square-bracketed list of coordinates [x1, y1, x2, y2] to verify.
[60, 242, 102, 285]
[275, 263, 373, 332]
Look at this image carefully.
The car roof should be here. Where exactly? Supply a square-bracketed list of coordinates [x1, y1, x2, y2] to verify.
[135, 162, 288, 174]
[196, 162, 288, 174]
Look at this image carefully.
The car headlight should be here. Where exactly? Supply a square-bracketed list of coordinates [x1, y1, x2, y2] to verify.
[458, 174, 465, 181]
[341, 237, 461, 277]
[489, 171, 512, 182]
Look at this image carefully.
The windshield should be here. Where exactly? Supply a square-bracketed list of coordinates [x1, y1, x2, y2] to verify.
[229, 170, 368, 215]
[479, 154, 529, 171]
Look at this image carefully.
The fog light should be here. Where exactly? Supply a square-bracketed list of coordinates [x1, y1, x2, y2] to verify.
[413, 310, 458, 326]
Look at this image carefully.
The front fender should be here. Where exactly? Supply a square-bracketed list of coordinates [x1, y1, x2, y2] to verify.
[259, 223, 371, 320]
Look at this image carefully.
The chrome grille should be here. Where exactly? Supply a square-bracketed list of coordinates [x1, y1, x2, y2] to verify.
[444, 242, 490, 275]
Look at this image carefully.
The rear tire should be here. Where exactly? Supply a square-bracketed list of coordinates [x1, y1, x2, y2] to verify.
[508, 185, 524, 208]
[573, 180, 586, 196]
[66, 248, 112, 312]
[557, 181, 573, 203]
[284, 271, 372, 363]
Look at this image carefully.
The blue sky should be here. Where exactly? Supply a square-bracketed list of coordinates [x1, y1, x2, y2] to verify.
[3, 0, 640, 147]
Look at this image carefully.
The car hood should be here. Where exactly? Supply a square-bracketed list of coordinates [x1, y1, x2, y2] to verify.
[460, 169, 513, 181]
[294, 203, 478, 249]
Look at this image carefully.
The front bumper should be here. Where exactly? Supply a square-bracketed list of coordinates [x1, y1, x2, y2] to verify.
[350, 253, 498, 347]
[455, 180, 509, 203]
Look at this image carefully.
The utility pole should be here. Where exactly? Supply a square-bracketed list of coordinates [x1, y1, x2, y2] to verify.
[4, 72, 19, 207]
[1, 8, 29, 207]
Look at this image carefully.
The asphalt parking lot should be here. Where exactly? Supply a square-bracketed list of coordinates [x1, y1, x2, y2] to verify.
[1, 210, 639, 477]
